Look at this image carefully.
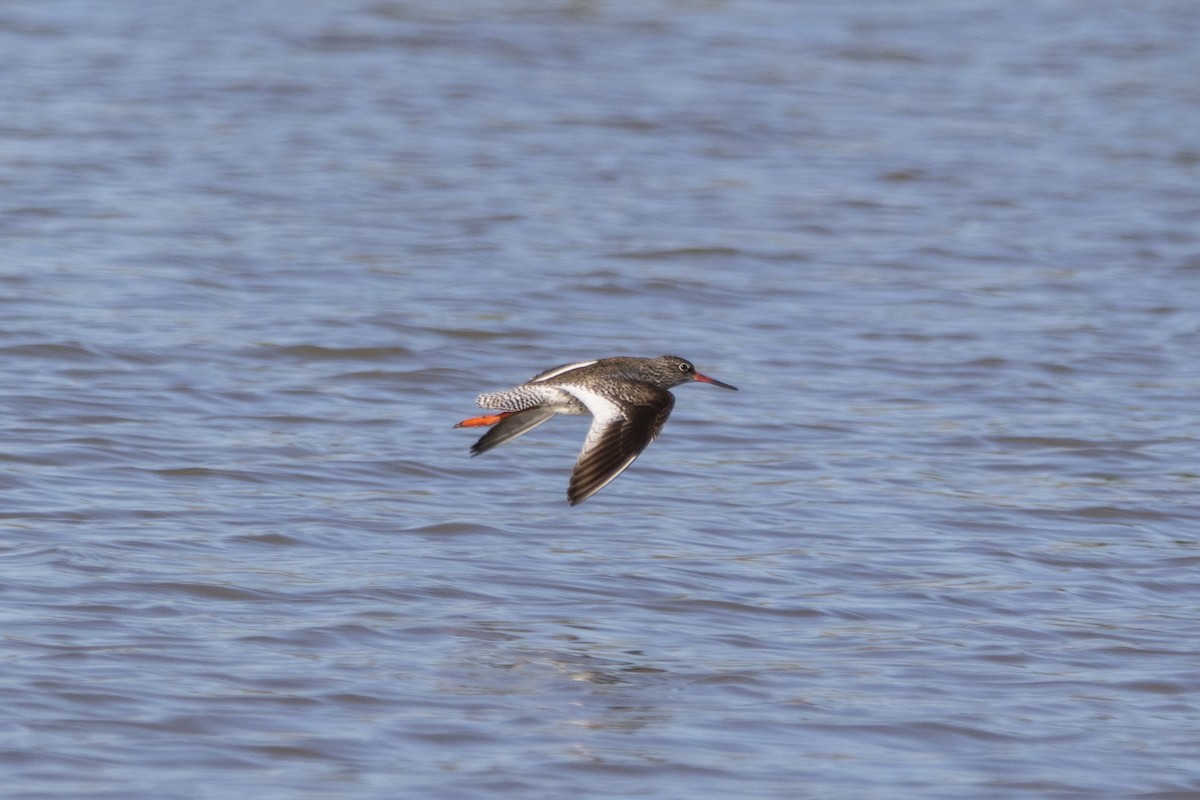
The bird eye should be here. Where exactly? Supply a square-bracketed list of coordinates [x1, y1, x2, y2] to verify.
[678, 362, 693, 373]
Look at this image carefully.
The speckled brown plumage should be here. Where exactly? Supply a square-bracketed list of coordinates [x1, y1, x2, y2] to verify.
[455, 355, 737, 505]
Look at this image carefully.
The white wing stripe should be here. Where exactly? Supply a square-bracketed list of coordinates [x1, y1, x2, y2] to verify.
[529, 360, 599, 382]
[560, 385, 626, 453]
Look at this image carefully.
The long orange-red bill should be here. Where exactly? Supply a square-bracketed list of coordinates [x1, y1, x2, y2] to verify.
[693, 372, 738, 391]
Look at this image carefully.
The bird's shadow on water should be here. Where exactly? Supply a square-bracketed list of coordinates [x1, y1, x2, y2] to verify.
[436, 621, 683, 734]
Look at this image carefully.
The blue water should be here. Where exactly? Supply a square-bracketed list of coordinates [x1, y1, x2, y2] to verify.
[3, 1, 1199, 798]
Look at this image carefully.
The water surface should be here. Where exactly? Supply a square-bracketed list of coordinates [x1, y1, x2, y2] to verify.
[2, 1, 1199, 798]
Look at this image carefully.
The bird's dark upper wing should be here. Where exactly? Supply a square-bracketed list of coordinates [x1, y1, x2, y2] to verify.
[469, 407, 558, 456]
[566, 387, 674, 505]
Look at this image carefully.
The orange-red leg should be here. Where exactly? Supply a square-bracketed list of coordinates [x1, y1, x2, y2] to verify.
[454, 411, 516, 428]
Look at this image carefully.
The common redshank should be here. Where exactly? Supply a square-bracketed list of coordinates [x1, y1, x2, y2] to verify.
[454, 355, 737, 505]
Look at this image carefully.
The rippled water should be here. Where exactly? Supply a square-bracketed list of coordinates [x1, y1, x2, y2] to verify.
[3, 1, 1199, 798]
